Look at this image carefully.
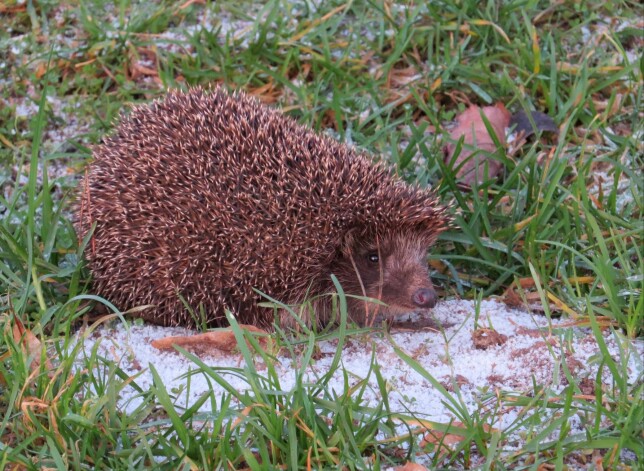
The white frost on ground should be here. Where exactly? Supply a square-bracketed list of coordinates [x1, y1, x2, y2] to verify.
[1, 91, 89, 213]
[154, 5, 257, 54]
[5, 93, 91, 153]
[75, 299, 643, 447]
[586, 132, 641, 213]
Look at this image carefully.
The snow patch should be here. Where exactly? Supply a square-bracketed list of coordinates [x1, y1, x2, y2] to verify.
[73, 299, 643, 450]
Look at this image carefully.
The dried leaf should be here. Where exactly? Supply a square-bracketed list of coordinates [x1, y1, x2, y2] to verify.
[127, 48, 160, 84]
[420, 420, 497, 455]
[501, 287, 526, 310]
[151, 325, 269, 356]
[509, 109, 559, 139]
[501, 279, 565, 315]
[178, 0, 205, 9]
[0, 4, 27, 13]
[418, 420, 487, 461]
[536, 464, 556, 471]
[388, 66, 423, 88]
[394, 463, 429, 471]
[248, 82, 282, 104]
[443, 103, 511, 186]
[472, 328, 508, 349]
[440, 374, 471, 392]
[11, 316, 53, 374]
[130, 62, 158, 78]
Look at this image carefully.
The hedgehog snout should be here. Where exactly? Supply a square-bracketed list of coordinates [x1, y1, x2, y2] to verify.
[412, 287, 437, 308]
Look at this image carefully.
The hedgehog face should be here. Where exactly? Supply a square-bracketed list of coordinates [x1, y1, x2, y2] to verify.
[332, 232, 438, 326]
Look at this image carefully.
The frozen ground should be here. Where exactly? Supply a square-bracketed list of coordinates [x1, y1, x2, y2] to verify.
[74, 299, 643, 456]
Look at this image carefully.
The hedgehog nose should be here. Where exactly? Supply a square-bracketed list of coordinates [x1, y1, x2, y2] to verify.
[412, 288, 437, 308]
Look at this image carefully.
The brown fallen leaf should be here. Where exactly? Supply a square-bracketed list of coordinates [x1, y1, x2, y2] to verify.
[126, 48, 161, 84]
[419, 420, 498, 460]
[536, 463, 556, 471]
[472, 328, 508, 349]
[177, 0, 206, 10]
[510, 109, 559, 138]
[501, 279, 562, 315]
[443, 103, 511, 186]
[7, 315, 54, 377]
[420, 425, 464, 455]
[0, 3, 27, 13]
[151, 324, 270, 356]
[248, 82, 283, 104]
[387, 65, 423, 88]
[507, 110, 559, 156]
[394, 463, 429, 471]
[502, 283, 527, 310]
[441, 374, 470, 392]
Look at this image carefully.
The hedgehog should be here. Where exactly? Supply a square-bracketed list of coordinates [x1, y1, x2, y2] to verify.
[78, 87, 451, 330]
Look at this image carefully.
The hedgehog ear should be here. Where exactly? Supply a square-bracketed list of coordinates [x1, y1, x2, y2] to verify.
[415, 224, 442, 248]
[340, 228, 359, 257]
[340, 227, 379, 257]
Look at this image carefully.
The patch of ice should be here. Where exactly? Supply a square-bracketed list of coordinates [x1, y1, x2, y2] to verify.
[14, 100, 38, 118]
[71, 299, 643, 456]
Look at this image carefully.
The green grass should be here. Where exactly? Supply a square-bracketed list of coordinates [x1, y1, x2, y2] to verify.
[1, 0, 642, 468]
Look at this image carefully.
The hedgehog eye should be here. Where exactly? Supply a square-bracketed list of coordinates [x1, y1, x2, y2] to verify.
[367, 252, 379, 264]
